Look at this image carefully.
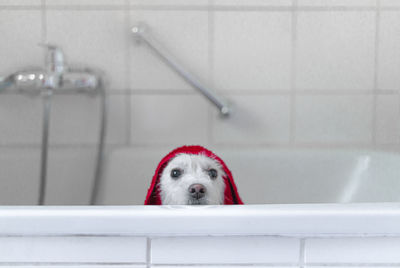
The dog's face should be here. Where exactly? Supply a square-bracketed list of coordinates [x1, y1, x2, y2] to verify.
[158, 153, 226, 205]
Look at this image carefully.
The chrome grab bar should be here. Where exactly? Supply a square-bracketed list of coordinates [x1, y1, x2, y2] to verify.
[131, 23, 230, 116]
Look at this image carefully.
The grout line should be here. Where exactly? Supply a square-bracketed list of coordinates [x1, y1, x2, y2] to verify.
[125, 0, 132, 146]
[41, 0, 47, 46]
[207, 0, 215, 146]
[372, 0, 381, 148]
[289, 0, 298, 145]
[395, 92, 400, 146]
[147, 237, 152, 268]
[299, 238, 306, 268]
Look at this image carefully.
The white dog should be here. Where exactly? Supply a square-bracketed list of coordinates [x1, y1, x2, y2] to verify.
[158, 153, 226, 205]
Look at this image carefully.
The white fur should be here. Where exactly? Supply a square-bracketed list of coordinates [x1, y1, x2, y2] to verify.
[158, 153, 226, 205]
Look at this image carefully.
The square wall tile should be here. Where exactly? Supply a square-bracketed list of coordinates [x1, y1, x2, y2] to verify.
[130, 10, 209, 91]
[0, 10, 42, 77]
[212, 95, 291, 144]
[49, 94, 127, 145]
[305, 238, 400, 263]
[130, 0, 208, 6]
[99, 148, 167, 205]
[50, 95, 100, 144]
[295, 95, 373, 144]
[45, 147, 96, 205]
[46, 0, 125, 5]
[0, 237, 147, 263]
[0, 0, 41, 5]
[376, 94, 400, 144]
[130, 95, 209, 145]
[298, 0, 376, 6]
[296, 11, 375, 90]
[381, 0, 400, 6]
[152, 237, 300, 264]
[213, 0, 293, 6]
[213, 11, 292, 91]
[378, 11, 400, 90]
[0, 148, 40, 205]
[0, 95, 42, 145]
[46, 10, 128, 90]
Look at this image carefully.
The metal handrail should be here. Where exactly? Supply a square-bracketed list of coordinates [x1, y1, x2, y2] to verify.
[131, 23, 230, 116]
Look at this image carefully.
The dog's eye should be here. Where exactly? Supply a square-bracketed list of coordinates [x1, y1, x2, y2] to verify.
[208, 169, 218, 179]
[170, 168, 182, 179]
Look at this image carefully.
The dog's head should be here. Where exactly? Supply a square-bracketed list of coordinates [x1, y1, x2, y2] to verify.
[158, 154, 226, 205]
[144, 145, 243, 205]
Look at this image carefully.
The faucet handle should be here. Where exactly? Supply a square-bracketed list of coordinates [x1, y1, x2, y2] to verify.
[38, 43, 65, 74]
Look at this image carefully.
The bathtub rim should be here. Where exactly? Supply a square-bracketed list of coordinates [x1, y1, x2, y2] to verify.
[1, 203, 400, 236]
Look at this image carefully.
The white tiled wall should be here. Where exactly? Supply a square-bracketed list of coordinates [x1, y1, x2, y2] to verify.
[1, 0, 400, 204]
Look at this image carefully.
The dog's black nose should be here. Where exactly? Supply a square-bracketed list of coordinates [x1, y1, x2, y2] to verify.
[188, 184, 206, 199]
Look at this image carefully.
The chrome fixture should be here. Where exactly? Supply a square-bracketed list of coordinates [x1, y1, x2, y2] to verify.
[131, 23, 231, 117]
[0, 44, 107, 205]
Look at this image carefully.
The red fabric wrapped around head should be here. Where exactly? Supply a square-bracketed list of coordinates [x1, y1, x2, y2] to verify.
[144, 145, 243, 205]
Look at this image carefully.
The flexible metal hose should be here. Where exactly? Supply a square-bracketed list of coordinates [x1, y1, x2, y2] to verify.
[90, 81, 108, 205]
[38, 89, 52, 205]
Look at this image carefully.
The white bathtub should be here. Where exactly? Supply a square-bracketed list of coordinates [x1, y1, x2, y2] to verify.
[102, 148, 400, 204]
[2, 148, 400, 266]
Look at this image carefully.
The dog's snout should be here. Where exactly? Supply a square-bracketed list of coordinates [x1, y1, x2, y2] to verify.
[188, 184, 206, 199]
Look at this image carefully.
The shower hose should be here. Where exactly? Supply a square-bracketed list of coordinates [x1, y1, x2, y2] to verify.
[38, 82, 107, 205]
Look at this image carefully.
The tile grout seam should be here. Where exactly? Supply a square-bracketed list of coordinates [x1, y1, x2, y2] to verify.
[289, 0, 298, 145]
[372, 0, 381, 148]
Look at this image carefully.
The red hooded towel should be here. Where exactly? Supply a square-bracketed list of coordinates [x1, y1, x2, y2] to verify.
[144, 145, 243, 205]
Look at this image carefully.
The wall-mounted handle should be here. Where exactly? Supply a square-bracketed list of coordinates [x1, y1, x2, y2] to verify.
[132, 23, 231, 117]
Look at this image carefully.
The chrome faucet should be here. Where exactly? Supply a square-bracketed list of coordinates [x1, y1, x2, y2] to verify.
[0, 43, 99, 94]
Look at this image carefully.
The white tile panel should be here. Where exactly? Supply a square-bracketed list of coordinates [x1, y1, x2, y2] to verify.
[99, 147, 166, 205]
[45, 147, 96, 205]
[377, 11, 400, 90]
[0, 237, 147, 263]
[295, 95, 373, 143]
[152, 236, 300, 264]
[130, 95, 209, 145]
[0, 0, 40, 5]
[376, 94, 400, 144]
[213, 11, 292, 91]
[0, 95, 42, 145]
[298, 0, 377, 6]
[214, 0, 293, 6]
[130, 0, 208, 6]
[49, 94, 127, 145]
[380, 0, 400, 6]
[46, 0, 125, 5]
[0, 148, 40, 205]
[306, 238, 400, 263]
[296, 11, 375, 90]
